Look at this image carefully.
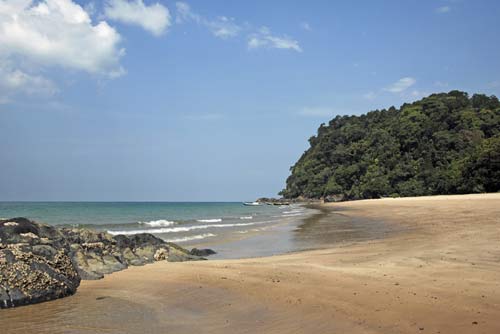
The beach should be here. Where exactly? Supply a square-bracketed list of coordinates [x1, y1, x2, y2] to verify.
[2, 193, 500, 333]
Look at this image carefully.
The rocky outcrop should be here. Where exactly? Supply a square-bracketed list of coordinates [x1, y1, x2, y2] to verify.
[0, 217, 216, 308]
[62, 229, 211, 280]
[0, 218, 80, 308]
[190, 248, 217, 257]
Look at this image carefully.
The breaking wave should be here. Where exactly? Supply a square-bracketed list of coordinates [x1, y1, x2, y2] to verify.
[107, 222, 257, 235]
[196, 218, 222, 223]
[281, 213, 303, 217]
[283, 210, 303, 214]
[165, 233, 216, 243]
[139, 219, 176, 227]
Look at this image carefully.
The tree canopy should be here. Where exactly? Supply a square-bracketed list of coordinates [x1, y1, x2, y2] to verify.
[281, 91, 500, 200]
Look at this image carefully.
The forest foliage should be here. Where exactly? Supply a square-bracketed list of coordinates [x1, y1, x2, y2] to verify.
[281, 91, 500, 200]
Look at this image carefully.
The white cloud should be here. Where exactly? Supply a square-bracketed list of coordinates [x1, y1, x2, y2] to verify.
[104, 0, 171, 36]
[384, 77, 416, 93]
[0, 62, 57, 103]
[175, 2, 240, 39]
[176, 1, 198, 23]
[0, 0, 125, 78]
[435, 6, 451, 13]
[205, 16, 240, 39]
[298, 107, 335, 117]
[248, 27, 302, 52]
[300, 22, 311, 31]
[176, 2, 300, 51]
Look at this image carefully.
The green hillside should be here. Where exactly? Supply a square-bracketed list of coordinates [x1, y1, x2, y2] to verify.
[281, 91, 500, 200]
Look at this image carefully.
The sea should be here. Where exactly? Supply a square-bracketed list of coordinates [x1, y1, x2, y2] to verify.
[0, 202, 313, 258]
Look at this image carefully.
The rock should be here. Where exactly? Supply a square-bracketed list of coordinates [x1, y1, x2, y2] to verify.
[154, 248, 168, 261]
[190, 248, 217, 257]
[1, 217, 203, 308]
[19, 232, 39, 239]
[71, 248, 104, 280]
[167, 244, 206, 262]
[62, 231, 173, 278]
[0, 218, 80, 309]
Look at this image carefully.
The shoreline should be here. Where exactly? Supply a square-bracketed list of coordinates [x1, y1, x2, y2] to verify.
[2, 193, 500, 333]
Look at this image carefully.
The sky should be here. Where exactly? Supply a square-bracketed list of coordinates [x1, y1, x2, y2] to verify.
[0, 0, 499, 201]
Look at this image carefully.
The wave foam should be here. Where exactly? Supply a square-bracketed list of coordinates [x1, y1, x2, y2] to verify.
[139, 219, 176, 227]
[239, 216, 253, 220]
[281, 213, 303, 217]
[196, 218, 222, 223]
[107, 222, 257, 235]
[166, 233, 216, 243]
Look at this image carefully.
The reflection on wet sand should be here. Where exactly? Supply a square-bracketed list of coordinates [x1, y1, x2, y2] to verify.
[194, 205, 399, 260]
[292, 205, 398, 250]
[0, 204, 399, 334]
[4, 195, 500, 334]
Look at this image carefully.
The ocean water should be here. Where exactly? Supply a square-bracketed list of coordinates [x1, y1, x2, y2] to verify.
[0, 202, 309, 248]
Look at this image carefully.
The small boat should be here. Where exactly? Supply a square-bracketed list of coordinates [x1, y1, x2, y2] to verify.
[243, 202, 260, 206]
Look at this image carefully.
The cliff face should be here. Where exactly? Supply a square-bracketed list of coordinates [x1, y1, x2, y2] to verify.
[0, 217, 210, 308]
[281, 91, 500, 200]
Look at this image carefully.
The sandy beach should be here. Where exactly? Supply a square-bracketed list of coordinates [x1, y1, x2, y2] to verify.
[2, 193, 500, 333]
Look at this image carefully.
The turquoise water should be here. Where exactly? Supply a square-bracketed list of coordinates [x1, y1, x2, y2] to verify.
[0, 202, 307, 246]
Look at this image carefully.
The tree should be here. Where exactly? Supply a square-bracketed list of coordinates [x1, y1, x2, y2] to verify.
[282, 91, 500, 200]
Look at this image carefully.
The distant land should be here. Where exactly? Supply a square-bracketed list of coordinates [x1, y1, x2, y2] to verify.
[281, 91, 500, 201]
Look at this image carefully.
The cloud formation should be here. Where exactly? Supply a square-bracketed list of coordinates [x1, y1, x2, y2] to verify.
[0, 0, 125, 102]
[176, 2, 240, 39]
[104, 0, 171, 36]
[0, 63, 57, 103]
[248, 27, 302, 52]
[176, 2, 301, 51]
[384, 77, 416, 93]
[0, 0, 124, 77]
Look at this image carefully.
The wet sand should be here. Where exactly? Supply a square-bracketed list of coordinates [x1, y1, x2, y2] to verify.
[2, 193, 500, 333]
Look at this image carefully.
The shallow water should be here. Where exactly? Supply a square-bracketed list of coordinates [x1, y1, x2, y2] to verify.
[0, 201, 310, 248]
[0, 204, 399, 333]
[187, 204, 398, 259]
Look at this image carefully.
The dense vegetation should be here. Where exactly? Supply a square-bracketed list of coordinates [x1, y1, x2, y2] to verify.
[281, 91, 500, 200]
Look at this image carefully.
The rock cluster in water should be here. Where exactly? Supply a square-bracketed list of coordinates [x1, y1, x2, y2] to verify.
[0, 217, 214, 308]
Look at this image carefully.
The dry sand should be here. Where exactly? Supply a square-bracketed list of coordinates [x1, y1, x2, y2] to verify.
[2, 193, 500, 333]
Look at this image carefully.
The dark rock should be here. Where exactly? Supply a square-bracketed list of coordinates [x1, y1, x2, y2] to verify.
[167, 243, 206, 262]
[190, 248, 216, 257]
[167, 251, 206, 262]
[60, 230, 174, 279]
[0, 217, 202, 308]
[0, 218, 80, 309]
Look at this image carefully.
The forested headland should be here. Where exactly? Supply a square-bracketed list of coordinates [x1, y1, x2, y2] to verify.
[281, 91, 500, 200]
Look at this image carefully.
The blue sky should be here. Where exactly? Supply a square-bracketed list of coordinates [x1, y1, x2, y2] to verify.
[0, 0, 499, 201]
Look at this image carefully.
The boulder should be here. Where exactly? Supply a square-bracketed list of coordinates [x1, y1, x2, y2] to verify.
[0, 218, 80, 308]
[190, 248, 217, 257]
[166, 243, 206, 262]
[1, 217, 209, 308]
[62, 231, 175, 279]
